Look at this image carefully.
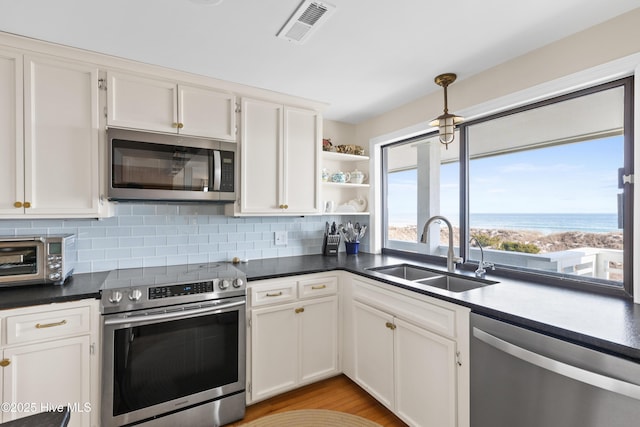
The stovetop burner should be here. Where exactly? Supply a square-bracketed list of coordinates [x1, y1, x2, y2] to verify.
[100, 262, 246, 314]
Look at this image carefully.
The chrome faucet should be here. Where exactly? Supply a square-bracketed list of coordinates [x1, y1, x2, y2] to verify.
[421, 215, 462, 273]
[470, 236, 495, 279]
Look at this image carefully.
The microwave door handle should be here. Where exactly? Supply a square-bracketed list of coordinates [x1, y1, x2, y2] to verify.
[213, 151, 221, 191]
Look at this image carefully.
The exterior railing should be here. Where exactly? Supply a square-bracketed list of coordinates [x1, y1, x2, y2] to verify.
[473, 247, 623, 282]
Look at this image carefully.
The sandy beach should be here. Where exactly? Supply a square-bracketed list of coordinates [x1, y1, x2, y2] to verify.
[389, 225, 623, 253]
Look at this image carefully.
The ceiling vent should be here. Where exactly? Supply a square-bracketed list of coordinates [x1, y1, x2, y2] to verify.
[276, 0, 336, 44]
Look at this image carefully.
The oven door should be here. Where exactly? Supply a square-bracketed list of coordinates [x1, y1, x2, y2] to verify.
[0, 239, 45, 285]
[101, 297, 246, 427]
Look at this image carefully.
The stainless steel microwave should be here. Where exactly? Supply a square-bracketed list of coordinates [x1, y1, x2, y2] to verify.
[0, 235, 76, 286]
[107, 128, 236, 202]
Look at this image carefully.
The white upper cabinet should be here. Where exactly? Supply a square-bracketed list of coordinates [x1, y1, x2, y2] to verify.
[233, 97, 320, 215]
[107, 71, 236, 141]
[0, 52, 101, 217]
[0, 49, 23, 216]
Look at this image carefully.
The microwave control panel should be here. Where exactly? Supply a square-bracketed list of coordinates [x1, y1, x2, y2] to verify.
[219, 150, 234, 192]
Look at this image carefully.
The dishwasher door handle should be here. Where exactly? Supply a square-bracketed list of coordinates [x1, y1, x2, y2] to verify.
[473, 327, 640, 401]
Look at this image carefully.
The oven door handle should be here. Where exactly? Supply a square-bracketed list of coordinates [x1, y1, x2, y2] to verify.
[104, 300, 245, 326]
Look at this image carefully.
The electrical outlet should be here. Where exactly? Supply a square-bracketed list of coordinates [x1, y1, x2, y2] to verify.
[274, 231, 288, 246]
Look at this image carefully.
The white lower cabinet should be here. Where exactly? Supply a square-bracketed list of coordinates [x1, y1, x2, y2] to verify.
[353, 301, 394, 407]
[248, 274, 339, 403]
[346, 275, 469, 427]
[394, 316, 457, 427]
[0, 300, 99, 427]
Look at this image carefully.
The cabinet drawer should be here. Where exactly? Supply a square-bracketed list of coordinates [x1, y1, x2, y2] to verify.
[353, 281, 457, 338]
[250, 280, 297, 307]
[5, 306, 91, 345]
[298, 276, 338, 299]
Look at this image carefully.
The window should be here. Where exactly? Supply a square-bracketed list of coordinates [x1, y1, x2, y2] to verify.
[383, 133, 459, 255]
[382, 78, 633, 296]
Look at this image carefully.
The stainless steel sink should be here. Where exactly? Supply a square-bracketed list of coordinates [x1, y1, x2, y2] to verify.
[415, 275, 494, 292]
[366, 264, 443, 281]
[366, 263, 497, 293]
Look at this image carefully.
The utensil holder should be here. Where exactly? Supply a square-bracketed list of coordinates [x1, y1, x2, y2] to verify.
[323, 234, 340, 256]
[345, 241, 359, 255]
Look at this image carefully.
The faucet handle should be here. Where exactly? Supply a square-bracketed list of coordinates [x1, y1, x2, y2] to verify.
[482, 261, 495, 270]
[453, 256, 464, 265]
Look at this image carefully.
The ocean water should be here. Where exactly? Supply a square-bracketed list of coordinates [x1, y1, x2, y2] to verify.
[389, 213, 621, 234]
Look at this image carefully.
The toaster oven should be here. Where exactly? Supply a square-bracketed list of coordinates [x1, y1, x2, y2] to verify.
[0, 235, 76, 286]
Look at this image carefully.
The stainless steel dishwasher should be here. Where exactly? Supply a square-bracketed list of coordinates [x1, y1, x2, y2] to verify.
[470, 313, 640, 427]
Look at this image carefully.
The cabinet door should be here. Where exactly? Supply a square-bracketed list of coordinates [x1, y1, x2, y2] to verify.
[107, 71, 178, 133]
[299, 296, 339, 384]
[23, 55, 100, 216]
[250, 302, 298, 401]
[353, 301, 394, 409]
[0, 49, 23, 215]
[178, 84, 236, 140]
[240, 98, 282, 214]
[394, 317, 457, 427]
[2, 335, 91, 427]
[282, 107, 320, 214]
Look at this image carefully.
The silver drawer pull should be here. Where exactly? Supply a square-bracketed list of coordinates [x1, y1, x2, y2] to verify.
[311, 285, 327, 290]
[266, 291, 283, 297]
[35, 319, 67, 329]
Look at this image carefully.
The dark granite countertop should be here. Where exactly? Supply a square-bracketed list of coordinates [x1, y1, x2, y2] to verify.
[235, 253, 640, 362]
[1, 253, 639, 362]
[0, 271, 106, 310]
[0, 407, 70, 427]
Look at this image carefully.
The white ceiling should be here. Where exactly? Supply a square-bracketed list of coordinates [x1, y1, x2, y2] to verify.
[1, 0, 638, 124]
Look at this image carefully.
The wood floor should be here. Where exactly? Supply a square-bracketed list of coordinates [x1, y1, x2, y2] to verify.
[226, 375, 408, 426]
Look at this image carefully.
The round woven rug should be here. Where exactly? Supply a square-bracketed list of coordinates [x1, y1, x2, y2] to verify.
[240, 409, 382, 427]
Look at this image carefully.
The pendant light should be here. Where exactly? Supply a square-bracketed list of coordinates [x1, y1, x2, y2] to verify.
[429, 73, 464, 149]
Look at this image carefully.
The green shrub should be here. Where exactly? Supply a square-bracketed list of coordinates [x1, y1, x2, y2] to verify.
[500, 241, 540, 254]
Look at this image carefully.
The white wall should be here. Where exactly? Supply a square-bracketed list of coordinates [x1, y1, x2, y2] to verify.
[354, 8, 640, 146]
[323, 119, 357, 148]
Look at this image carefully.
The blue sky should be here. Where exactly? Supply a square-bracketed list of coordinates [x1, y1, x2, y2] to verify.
[388, 136, 624, 222]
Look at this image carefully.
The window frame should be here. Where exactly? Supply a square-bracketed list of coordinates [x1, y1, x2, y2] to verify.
[381, 76, 634, 298]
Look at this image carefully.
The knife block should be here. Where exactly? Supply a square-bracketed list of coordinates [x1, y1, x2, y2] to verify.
[323, 234, 340, 256]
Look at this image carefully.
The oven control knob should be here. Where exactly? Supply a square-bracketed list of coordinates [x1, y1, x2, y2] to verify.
[219, 279, 231, 290]
[109, 291, 123, 304]
[233, 278, 244, 288]
[129, 289, 143, 301]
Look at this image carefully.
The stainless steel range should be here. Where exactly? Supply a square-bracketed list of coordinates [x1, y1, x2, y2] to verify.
[100, 263, 246, 427]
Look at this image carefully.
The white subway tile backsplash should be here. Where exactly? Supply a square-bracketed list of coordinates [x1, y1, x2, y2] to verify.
[118, 258, 144, 269]
[119, 216, 145, 226]
[187, 253, 209, 264]
[0, 203, 369, 273]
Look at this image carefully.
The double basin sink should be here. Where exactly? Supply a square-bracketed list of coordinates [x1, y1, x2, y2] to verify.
[366, 263, 497, 293]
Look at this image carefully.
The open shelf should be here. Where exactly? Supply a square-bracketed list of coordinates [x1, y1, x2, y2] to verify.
[321, 151, 369, 161]
[322, 182, 369, 188]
